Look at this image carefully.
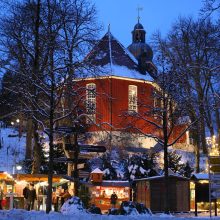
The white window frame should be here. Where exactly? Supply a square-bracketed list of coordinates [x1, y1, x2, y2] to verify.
[128, 85, 138, 112]
[86, 83, 96, 123]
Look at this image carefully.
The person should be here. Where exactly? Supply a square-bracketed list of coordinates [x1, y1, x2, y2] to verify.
[62, 189, 71, 202]
[23, 184, 29, 210]
[102, 190, 106, 198]
[52, 188, 58, 211]
[0, 186, 3, 210]
[110, 192, 118, 208]
[59, 188, 65, 206]
[37, 187, 43, 211]
[27, 183, 37, 211]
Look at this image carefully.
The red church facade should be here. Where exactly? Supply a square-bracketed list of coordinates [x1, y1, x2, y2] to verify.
[73, 22, 193, 152]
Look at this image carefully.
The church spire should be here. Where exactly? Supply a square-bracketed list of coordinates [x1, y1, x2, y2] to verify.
[137, 6, 143, 24]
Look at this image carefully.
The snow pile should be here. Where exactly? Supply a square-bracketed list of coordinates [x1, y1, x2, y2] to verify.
[119, 201, 151, 216]
[159, 213, 174, 218]
[60, 196, 87, 215]
[0, 209, 219, 220]
[120, 202, 139, 216]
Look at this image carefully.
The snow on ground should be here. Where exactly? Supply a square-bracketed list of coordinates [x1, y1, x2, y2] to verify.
[0, 127, 26, 173]
[0, 209, 220, 220]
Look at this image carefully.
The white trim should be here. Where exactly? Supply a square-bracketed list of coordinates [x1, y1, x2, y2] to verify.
[75, 75, 158, 86]
[86, 83, 96, 123]
[128, 85, 138, 112]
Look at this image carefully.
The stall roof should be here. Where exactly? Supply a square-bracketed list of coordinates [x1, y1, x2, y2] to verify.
[13, 174, 61, 182]
[0, 172, 14, 182]
[135, 174, 189, 182]
[91, 168, 103, 174]
[191, 173, 209, 180]
[88, 180, 130, 187]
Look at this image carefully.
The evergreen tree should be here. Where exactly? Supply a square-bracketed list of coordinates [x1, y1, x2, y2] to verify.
[101, 152, 118, 180]
[181, 161, 194, 178]
[168, 151, 185, 173]
[52, 143, 67, 174]
[167, 151, 193, 177]
[124, 153, 158, 180]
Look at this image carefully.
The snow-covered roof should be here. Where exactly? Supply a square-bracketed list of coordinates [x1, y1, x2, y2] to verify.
[84, 31, 154, 81]
[191, 173, 209, 180]
[91, 180, 130, 187]
[91, 168, 103, 174]
[135, 174, 189, 181]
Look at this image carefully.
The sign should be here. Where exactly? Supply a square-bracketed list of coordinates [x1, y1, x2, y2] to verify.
[79, 171, 90, 178]
[80, 145, 106, 153]
[53, 157, 87, 164]
[54, 126, 85, 134]
[77, 163, 85, 169]
[211, 191, 220, 199]
[65, 144, 106, 153]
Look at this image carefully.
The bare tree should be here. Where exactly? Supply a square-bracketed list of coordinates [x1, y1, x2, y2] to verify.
[201, 0, 220, 17]
[0, 0, 101, 213]
[152, 17, 220, 164]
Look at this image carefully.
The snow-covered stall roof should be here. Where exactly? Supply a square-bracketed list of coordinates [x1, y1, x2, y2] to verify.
[88, 180, 130, 187]
[135, 174, 189, 181]
[91, 168, 103, 174]
[191, 173, 209, 180]
[99, 180, 130, 187]
[83, 31, 154, 81]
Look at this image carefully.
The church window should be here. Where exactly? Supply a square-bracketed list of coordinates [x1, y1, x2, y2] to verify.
[128, 85, 138, 112]
[86, 83, 96, 123]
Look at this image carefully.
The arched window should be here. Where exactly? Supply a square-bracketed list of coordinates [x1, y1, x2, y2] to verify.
[86, 83, 96, 122]
[128, 85, 138, 112]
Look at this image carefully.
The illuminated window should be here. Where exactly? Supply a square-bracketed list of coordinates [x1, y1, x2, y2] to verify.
[86, 83, 96, 123]
[128, 85, 137, 112]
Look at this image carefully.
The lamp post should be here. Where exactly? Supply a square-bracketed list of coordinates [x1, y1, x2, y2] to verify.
[12, 164, 22, 174]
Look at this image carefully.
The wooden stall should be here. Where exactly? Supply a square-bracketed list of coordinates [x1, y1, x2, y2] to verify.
[0, 172, 16, 209]
[190, 173, 210, 214]
[135, 175, 190, 212]
[13, 174, 65, 210]
[89, 180, 130, 212]
[0, 172, 15, 194]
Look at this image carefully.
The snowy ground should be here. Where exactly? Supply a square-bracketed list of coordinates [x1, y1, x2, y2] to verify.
[0, 127, 26, 173]
[0, 210, 220, 220]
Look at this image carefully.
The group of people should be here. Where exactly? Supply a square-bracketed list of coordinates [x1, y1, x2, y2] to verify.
[23, 183, 37, 211]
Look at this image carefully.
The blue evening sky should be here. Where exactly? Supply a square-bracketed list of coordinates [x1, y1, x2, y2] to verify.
[94, 0, 204, 47]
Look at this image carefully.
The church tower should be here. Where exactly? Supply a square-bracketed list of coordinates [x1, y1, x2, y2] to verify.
[128, 20, 157, 77]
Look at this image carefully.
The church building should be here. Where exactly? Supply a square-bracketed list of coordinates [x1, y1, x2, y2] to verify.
[76, 21, 192, 152]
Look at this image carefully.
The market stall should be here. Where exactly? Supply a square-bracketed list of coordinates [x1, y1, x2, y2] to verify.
[190, 173, 215, 215]
[135, 174, 190, 212]
[88, 169, 130, 212]
[90, 181, 130, 211]
[12, 174, 68, 210]
[0, 172, 16, 209]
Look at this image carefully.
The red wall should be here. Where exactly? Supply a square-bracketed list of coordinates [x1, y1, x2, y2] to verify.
[77, 77, 187, 144]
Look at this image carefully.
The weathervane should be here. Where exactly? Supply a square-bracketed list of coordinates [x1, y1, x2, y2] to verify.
[137, 6, 143, 23]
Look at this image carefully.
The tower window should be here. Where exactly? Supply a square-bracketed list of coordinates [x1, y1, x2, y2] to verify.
[128, 85, 138, 112]
[86, 83, 96, 123]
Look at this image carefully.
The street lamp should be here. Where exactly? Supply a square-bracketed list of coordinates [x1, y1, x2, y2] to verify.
[16, 165, 22, 171]
[12, 164, 23, 174]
